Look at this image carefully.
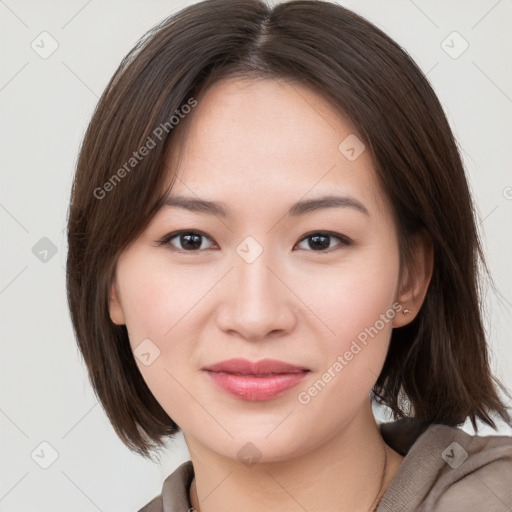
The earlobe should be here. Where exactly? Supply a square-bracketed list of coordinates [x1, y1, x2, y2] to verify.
[393, 233, 434, 328]
[108, 282, 126, 325]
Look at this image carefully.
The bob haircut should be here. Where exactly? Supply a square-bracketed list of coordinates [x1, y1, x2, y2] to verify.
[67, 0, 512, 460]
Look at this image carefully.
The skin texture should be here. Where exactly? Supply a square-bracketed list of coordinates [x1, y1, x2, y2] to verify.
[109, 77, 433, 512]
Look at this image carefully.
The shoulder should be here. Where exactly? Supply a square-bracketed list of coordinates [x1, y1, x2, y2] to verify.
[137, 460, 195, 512]
[137, 495, 163, 512]
[423, 424, 512, 512]
[378, 420, 512, 512]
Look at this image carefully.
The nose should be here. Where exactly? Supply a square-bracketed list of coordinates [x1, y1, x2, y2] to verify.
[215, 248, 297, 342]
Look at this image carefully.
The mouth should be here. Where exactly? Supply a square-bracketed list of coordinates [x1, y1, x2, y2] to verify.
[202, 358, 310, 401]
[212, 371, 305, 376]
[201, 357, 310, 375]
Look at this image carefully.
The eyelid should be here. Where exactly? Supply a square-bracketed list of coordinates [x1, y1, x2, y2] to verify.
[296, 231, 352, 252]
[298, 230, 352, 246]
[156, 229, 217, 249]
[156, 229, 352, 253]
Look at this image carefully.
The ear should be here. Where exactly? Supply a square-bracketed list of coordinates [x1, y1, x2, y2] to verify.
[393, 232, 434, 328]
[109, 281, 126, 325]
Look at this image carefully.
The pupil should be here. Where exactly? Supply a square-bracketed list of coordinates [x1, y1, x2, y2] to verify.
[182, 233, 201, 250]
[310, 234, 329, 250]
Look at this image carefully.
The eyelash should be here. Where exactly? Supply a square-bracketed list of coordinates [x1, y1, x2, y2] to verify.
[156, 230, 352, 254]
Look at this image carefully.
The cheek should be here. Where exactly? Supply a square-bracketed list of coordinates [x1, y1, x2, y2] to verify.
[305, 246, 399, 342]
[115, 254, 202, 421]
[298, 244, 399, 400]
[116, 252, 203, 346]
[121, 280, 170, 346]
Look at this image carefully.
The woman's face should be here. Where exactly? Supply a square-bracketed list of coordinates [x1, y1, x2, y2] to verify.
[110, 77, 407, 462]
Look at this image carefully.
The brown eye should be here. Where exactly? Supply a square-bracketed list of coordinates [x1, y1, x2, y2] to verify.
[296, 232, 351, 252]
[158, 230, 216, 251]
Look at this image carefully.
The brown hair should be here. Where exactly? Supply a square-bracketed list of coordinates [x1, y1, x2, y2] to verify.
[66, 0, 512, 460]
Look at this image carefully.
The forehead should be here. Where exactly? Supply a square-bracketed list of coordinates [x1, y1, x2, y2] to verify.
[165, 77, 389, 219]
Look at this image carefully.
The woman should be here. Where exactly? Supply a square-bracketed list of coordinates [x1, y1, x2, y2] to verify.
[66, 1, 512, 510]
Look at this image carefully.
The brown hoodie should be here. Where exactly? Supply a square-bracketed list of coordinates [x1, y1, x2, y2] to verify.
[138, 418, 512, 512]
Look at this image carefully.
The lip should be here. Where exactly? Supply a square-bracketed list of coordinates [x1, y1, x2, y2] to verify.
[202, 358, 310, 401]
[202, 358, 310, 375]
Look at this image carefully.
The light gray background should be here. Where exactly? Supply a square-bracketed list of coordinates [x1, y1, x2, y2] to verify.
[1, 0, 511, 510]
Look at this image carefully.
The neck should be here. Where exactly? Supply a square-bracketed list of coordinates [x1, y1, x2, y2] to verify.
[187, 401, 404, 512]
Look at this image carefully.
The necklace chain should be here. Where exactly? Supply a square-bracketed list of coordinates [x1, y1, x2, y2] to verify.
[191, 446, 388, 512]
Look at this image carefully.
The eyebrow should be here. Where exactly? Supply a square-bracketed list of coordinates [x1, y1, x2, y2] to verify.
[163, 194, 370, 218]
